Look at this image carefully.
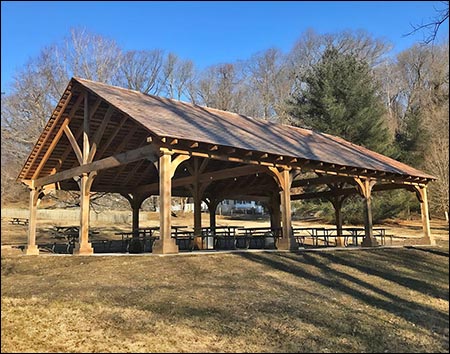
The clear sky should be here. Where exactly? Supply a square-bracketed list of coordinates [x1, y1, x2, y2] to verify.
[1, 1, 448, 92]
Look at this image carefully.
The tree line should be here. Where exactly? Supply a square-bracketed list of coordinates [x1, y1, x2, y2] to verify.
[1, 27, 448, 219]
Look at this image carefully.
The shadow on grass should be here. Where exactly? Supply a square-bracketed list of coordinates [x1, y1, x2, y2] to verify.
[237, 251, 449, 335]
[312, 250, 449, 300]
[404, 246, 449, 258]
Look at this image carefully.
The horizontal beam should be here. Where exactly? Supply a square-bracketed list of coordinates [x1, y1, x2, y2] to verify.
[292, 175, 353, 187]
[32, 144, 159, 188]
[291, 183, 416, 200]
[133, 164, 268, 195]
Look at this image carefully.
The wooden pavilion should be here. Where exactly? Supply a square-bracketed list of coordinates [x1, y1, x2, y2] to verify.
[17, 78, 436, 255]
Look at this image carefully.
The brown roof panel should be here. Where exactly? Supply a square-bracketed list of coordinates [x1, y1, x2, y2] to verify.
[75, 77, 434, 180]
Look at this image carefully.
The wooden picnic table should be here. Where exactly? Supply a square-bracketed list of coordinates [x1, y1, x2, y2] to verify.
[236, 227, 281, 249]
[9, 217, 29, 226]
[51, 226, 100, 253]
[115, 231, 159, 253]
[293, 227, 388, 247]
[172, 230, 195, 251]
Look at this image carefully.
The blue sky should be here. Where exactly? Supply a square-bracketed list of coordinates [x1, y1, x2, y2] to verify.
[1, 1, 448, 92]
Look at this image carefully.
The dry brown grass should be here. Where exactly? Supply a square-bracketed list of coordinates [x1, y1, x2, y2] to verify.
[1, 245, 449, 352]
[1, 213, 449, 352]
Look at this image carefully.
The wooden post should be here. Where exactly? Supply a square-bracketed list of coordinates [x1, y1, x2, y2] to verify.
[209, 199, 219, 230]
[330, 196, 344, 247]
[414, 185, 436, 246]
[120, 192, 148, 252]
[82, 91, 90, 165]
[24, 187, 40, 255]
[269, 167, 296, 250]
[74, 91, 94, 255]
[193, 187, 202, 236]
[132, 204, 140, 237]
[73, 173, 94, 255]
[269, 193, 281, 230]
[355, 178, 378, 247]
[152, 149, 179, 254]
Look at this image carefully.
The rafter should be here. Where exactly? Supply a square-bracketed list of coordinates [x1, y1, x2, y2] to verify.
[87, 105, 115, 162]
[63, 125, 83, 164]
[96, 115, 128, 159]
[32, 144, 159, 188]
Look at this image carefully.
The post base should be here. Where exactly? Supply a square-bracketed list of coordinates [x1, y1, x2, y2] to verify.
[73, 242, 94, 255]
[24, 245, 40, 255]
[336, 237, 345, 247]
[152, 240, 179, 254]
[193, 236, 203, 250]
[422, 237, 436, 246]
[277, 237, 298, 251]
[361, 237, 379, 247]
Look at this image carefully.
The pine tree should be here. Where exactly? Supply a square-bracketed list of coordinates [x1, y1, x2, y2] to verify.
[288, 47, 392, 155]
[394, 105, 428, 166]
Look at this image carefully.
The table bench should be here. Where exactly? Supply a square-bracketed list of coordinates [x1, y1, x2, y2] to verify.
[237, 227, 281, 249]
[51, 226, 100, 253]
[9, 217, 29, 226]
[172, 230, 195, 251]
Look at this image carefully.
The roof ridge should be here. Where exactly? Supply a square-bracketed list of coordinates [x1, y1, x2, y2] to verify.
[72, 77, 311, 131]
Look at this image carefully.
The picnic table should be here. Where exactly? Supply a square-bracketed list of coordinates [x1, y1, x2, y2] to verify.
[51, 226, 100, 253]
[200, 226, 242, 250]
[237, 227, 281, 249]
[292, 227, 332, 247]
[115, 226, 189, 252]
[172, 230, 195, 251]
[293, 227, 389, 248]
[9, 217, 29, 226]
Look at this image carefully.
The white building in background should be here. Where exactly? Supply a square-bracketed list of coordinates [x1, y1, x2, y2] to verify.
[217, 200, 264, 215]
[155, 199, 264, 215]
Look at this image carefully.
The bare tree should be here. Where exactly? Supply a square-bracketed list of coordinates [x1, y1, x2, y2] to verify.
[65, 28, 122, 83]
[1, 28, 122, 204]
[116, 49, 164, 94]
[161, 53, 195, 100]
[246, 48, 292, 121]
[405, 1, 449, 44]
[196, 63, 241, 111]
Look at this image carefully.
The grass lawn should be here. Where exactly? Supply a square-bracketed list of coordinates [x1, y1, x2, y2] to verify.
[1, 245, 449, 353]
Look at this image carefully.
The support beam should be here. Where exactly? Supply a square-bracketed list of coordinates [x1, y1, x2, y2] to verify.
[152, 149, 184, 254]
[82, 91, 90, 165]
[63, 125, 83, 164]
[268, 167, 296, 250]
[354, 178, 378, 247]
[33, 144, 158, 187]
[87, 106, 115, 162]
[24, 91, 74, 176]
[24, 188, 41, 255]
[328, 195, 346, 247]
[96, 115, 128, 159]
[132, 164, 266, 195]
[73, 91, 94, 255]
[73, 173, 94, 255]
[292, 175, 353, 188]
[291, 182, 416, 201]
[269, 193, 281, 230]
[208, 199, 220, 230]
[414, 185, 435, 246]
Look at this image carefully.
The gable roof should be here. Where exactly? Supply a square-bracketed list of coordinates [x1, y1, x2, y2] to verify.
[74, 78, 434, 180]
[18, 77, 435, 183]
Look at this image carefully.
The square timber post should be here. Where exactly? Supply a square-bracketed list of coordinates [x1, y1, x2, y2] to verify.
[152, 148, 179, 254]
[24, 187, 40, 255]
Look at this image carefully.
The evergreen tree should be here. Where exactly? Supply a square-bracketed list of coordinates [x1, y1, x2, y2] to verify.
[288, 47, 392, 155]
[394, 105, 428, 166]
